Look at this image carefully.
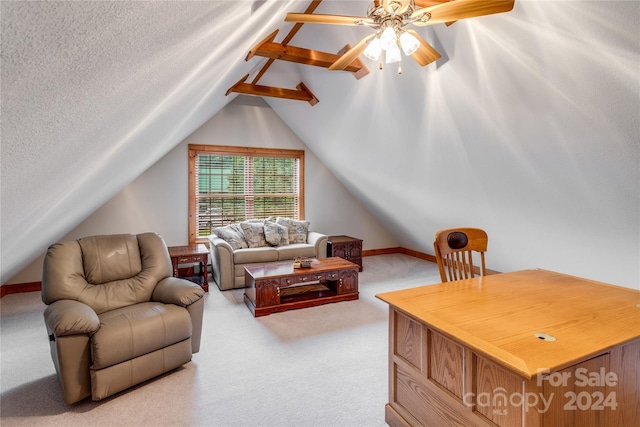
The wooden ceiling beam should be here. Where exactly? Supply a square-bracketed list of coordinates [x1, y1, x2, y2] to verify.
[246, 30, 369, 79]
[226, 74, 319, 106]
[250, 0, 323, 85]
[227, 1, 325, 105]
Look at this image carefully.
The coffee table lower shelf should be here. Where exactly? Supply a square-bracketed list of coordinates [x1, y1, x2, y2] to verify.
[244, 289, 358, 317]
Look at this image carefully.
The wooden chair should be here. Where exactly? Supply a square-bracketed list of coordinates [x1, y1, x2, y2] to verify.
[434, 227, 488, 283]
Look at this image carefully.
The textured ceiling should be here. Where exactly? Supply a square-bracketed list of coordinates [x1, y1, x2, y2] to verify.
[0, 1, 299, 281]
[2, 1, 639, 287]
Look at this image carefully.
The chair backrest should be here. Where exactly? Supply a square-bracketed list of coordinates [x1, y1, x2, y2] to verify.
[433, 228, 488, 283]
[42, 233, 173, 314]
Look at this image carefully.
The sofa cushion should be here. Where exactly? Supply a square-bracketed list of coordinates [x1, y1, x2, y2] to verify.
[91, 302, 191, 369]
[212, 224, 247, 250]
[233, 247, 278, 264]
[276, 218, 310, 244]
[276, 243, 316, 260]
[264, 221, 289, 246]
[240, 221, 269, 248]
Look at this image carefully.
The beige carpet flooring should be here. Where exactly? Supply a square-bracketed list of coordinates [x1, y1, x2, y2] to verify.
[1, 254, 441, 427]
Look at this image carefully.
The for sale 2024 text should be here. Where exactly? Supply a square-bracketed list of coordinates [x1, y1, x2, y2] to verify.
[463, 367, 619, 415]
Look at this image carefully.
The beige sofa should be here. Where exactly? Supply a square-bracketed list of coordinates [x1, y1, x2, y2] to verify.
[42, 233, 204, 404]
[207, 218, 327, 290]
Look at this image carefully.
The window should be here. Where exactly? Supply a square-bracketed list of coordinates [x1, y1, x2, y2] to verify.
[188, 145, 304, 243]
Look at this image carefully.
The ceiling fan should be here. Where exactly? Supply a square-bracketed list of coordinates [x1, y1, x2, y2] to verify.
[285, 0, 515, 72]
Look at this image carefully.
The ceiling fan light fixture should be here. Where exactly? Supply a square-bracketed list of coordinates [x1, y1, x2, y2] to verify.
[385, 43, 402, 64]
[363, 37, 382, 61]
[399, 30, 420, 56]
[379, 26, 397, 51]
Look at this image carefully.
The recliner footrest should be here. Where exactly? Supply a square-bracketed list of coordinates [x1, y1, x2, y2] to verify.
[91, 302, 192, 369]
[90, 339, 192, 401]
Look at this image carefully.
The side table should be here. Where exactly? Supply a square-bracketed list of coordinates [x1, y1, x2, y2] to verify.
[327, 235, 363, 271]
[168, 244, 209, 291]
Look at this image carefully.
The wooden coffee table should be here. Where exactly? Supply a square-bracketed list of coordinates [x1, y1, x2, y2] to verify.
[244, 257, 359, 317]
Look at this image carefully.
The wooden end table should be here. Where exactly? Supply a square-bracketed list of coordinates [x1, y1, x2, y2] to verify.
[168, 244, 209, 291]
[327, 235, 363, 271]
[244, 257, 359, 317]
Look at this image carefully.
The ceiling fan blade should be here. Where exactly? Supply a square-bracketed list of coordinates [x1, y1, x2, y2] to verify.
[414, 0, 452, 7]
[406, 29, 442, 66]
[285, 13, 373, 26]
[411, 0, 514, 26]
[414, 0, 457, 25]
[328, 34, 377, 71]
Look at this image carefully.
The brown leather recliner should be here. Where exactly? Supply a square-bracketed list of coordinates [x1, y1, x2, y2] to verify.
[42, 233, 205, 404]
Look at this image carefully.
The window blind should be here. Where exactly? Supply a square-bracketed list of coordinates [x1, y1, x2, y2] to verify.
[189, 145, 304, 243]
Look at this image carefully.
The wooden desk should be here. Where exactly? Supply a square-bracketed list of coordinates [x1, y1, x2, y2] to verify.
[168, 244, 209, 291]
[376, 269, 640, 426]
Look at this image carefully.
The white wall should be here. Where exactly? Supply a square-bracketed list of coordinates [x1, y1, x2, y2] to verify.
[263, 1, 639, 290]
[5, 96, 398, 285]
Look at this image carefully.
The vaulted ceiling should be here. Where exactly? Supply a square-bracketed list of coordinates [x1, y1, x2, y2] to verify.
[2, 1, 639, 287]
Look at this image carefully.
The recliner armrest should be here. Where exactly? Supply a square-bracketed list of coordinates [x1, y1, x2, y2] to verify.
[152, 277, 205, 307]
[153, 277, 205, 355]
[44, 300, 100, 337]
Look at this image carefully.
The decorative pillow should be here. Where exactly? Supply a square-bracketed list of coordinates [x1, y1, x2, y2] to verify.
[213, 224, 247, 250]
[264, 221, 289, 246]
[240, 221, 269, 248]
[276, 217, 310, 244]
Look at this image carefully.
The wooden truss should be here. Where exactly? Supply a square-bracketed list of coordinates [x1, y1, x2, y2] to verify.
[226, 0, 449, 105]
[226, 1, 369, 106]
